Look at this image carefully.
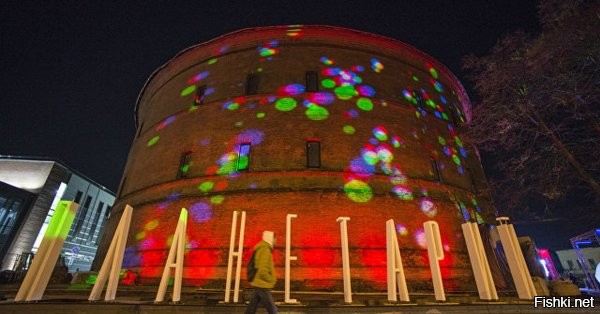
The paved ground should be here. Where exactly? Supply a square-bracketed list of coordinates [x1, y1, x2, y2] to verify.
[0, 285, 598, 313]
[1, 301, 599, 314]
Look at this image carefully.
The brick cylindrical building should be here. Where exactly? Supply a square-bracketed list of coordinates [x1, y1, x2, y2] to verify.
[96, 25, 496, 292]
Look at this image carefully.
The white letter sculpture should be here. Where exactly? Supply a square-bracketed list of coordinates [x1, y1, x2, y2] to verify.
[285, 213, 298, 304]
[224, 210, 246, 303]
[496, 217, 536, 300]
[386, 219, 410, 302]
[16, 201, 79, 302]
[89, 204, 133, 301]
[461, 221, 498, 300]
[423, 220, 445, 301]
[337, 216, 352, 304]
[155, 208, 188, 303]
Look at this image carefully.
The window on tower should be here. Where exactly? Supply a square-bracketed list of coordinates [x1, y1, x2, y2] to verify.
[431, 158, 442, 182]
[194, 85, 207, 105]
[307, 140, 321, 168]
[237, 143, 251, 171]
[305, 71, 319, 92]
[177, 151, 192, 179]
[246, 73, 259, 95]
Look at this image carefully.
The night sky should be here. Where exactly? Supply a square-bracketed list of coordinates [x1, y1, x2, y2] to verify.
[1, 1, 541, 192]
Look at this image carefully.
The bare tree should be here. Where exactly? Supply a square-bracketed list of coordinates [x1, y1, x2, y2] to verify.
[463, 0, 600, 223]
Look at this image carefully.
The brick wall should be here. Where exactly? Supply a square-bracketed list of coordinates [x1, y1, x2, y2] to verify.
[96, 26, 492, 292]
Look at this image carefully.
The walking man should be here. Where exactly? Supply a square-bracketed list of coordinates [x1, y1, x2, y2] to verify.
[245, 230, 277, 314]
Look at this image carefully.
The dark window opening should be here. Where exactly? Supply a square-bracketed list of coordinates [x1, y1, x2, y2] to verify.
[177, 151, 193, 179]
[246, 73, 259, 95]
[306, 71, 319, 92]
[237, 143, 251, 171]
[194, 85, 207, 105]
[71, 196, 92, 236]
[88, 201, 104, 241]
[307, 141, 321, 168]
[74, 191, 83, 204]
[413, 90, 425, 108]
[431, 158, 442, 182]
[83, 196, 92, 209]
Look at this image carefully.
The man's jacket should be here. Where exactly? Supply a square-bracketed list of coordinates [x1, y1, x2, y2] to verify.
[250, 240, 276, 288]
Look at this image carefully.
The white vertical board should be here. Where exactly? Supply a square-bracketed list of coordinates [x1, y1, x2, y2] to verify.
[89, 205, 133, 301]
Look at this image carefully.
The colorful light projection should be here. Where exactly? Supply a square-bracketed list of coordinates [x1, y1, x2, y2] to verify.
[286, 25, 304, 38]
[343, 125, 413, 203]
[134, 129, 265, 280]
[371, 58, 384, 72]
[170, 55, 467, 209]
[133, 37, 480, 289]
[428, 124, 469, 175]
[147, 136, 159, 147]
[258, 40, 279, 59]
[451, 194, 485, 224]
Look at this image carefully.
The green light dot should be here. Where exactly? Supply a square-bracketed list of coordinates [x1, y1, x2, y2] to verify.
[135, 231, 146, 240]
[257, 67, 263, 72]
[211, 195, 225, 204]
[362, 151, 379, 165]
[181, 164, 190, 173]
[455, 136, 463, 147]
[145, 220, 159, 230]
[180, 85, 196, 97]
[208, 58, 218, 64]
[228, 103, 240, 110]
[147, 136, 160, 147]
[344, 180, 373, 203]
[275, 97, 297, 111]
[356, 98, 373, 111]
[256, 112, 266, 118]
[438, 136, 446, 145]
[335, 85, 357, 100]
[305, 104, 329, 121]
[235, 121, 243, 127]
[198, 181, 214, 192]
[343, 125, 356, 134]
[453, 155, 461, 165]
[217, 162, 236, 175]
[321, 79, 336, 89]
[86, 275, 98, 285]
[442, 113, 448, 120]
[412, 76, 419, 81]
[430, 67, 439, 79]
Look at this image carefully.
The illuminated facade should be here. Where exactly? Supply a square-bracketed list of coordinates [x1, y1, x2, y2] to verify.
[97, 26, 496, 292]
[0, 156, 115, 272]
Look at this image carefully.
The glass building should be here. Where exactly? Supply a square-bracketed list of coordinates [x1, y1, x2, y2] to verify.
[0, 156, 115, 272]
